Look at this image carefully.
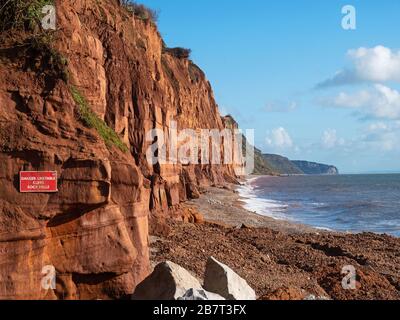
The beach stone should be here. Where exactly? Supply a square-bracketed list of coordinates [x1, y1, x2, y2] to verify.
[304, 294, 331, 300]
[178, 288, 225, 300]
[203, 257, 256, 300]
[132, 261, 202, 300]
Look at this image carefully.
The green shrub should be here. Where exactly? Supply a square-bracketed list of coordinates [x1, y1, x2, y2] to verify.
[121, 1, 158, 23]
[163, 47, 192, 59]
[26, 0, 53, 29]
[70, 86, 128, 152]
[28, 34, 69, 82]
[0, 0, 53, 32]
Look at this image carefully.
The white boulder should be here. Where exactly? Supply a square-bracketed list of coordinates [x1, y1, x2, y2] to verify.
[203, 257, 256, 300]
[178, 288, 225, 301]
[132, 261, 202, 300]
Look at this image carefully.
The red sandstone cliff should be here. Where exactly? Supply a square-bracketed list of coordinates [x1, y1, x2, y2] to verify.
[0, 0, 238, 299]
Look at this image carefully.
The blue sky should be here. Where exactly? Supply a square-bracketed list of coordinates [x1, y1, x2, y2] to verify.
[140, 0, 400, 173]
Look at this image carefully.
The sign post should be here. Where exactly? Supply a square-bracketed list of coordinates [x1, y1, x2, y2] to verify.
[20, 171, 58, 193]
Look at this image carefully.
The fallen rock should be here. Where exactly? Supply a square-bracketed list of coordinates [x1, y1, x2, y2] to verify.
[203, 257, 256, 300]
[236, 223, 252, 230]
[181, 208, 204, 224]
[178, 288, 225, 301]
[132, 261, 202, 300]
[149, 216, 172, 238]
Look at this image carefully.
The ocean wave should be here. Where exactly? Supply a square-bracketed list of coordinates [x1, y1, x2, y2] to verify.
[237, 175, 400, 237]
[237, 178, 289, 220]
[314, 226, 334, 232]
[311, 202, 327, 207]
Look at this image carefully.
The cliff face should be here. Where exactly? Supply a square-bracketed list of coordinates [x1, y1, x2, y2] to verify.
[292, 161, 339, 175]
[261, 154, 339, 176]
[222, 115, 276, 176]
[262, 154, 302, 175]
[0, 0, 237, 299]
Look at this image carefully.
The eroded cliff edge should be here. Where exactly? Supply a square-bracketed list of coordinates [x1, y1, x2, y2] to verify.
[0, 0, 238, 299]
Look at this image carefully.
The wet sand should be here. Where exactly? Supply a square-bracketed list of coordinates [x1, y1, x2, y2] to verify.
[186, 184, 323, 234]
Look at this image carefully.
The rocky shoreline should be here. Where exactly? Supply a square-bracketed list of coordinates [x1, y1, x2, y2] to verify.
[188, 183, 322, 233]
[150, 185, 400, 300]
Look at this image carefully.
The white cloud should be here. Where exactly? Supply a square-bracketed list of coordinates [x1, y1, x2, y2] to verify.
[328, 122, 400, 153]
[332, 90, 371, 108]
[321, 84, 400, 120]
[361, 121, 400, 151]
[322, 129, 345, 149]
[349, 46, 400, 82]
[265, 127, 293, 149]
[367, 122, 389, 131]
[317, 46, 400, 88]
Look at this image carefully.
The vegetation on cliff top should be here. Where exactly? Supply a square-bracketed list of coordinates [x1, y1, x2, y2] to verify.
[121, 0, 158, 23]
[291, 161, 339, 175]
[263, 154, 339, 175]
[262, 154, 304, 175]
[163, 47, 192, 59]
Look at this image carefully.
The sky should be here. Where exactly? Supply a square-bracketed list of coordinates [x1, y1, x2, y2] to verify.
[140, 0, 400, 173]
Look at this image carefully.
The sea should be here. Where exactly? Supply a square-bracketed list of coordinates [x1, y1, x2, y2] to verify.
[238, 174, 400, 237]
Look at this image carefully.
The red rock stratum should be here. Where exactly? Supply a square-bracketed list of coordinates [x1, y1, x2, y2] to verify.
[0, 0, 237, 299]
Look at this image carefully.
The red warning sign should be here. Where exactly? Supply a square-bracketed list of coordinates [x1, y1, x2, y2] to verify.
[20, 171, 58, 193]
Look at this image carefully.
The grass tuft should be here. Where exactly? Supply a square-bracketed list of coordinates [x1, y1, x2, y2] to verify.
[0, 0, 54, 32]
[29, 34, 70, 82]
[162, 47, 191, 59]
[70, 85, 129, 152]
